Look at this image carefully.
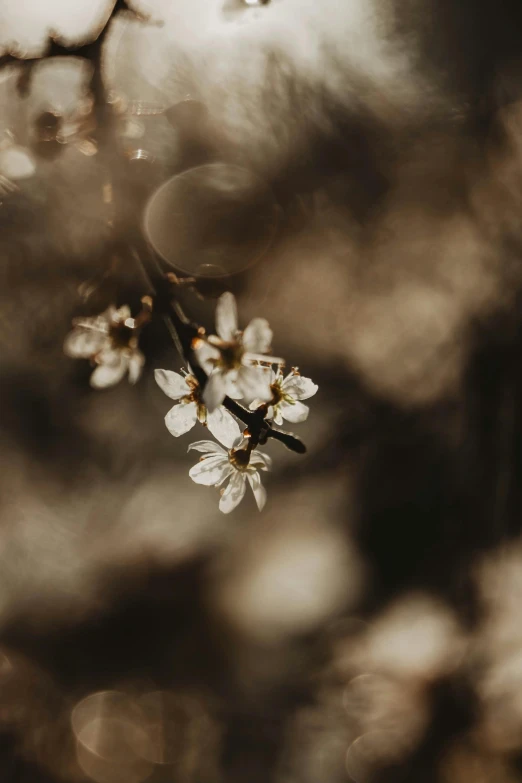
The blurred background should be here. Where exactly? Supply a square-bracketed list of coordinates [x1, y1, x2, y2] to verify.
[3, 0, 522, 781]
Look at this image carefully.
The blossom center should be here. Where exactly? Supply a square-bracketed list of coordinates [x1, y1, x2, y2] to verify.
[229, 447, 250, 472]
[109, 323, 136, 350]
[216, 341, 244, 372]
[183, 375, 207, 422]
[270, 380, 284, 405]
[270, 378, 294, 408]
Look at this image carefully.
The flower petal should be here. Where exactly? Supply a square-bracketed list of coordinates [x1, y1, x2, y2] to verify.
[247, 471, 267, 511]
[249, 450, 272, 471]
[96, 346, 123, 365]
[112, 305, 131, 323]
[216, 292, 238, 341]
[155, 369, 191, 400]
[243, 317, 273, 353]
[237, 365, 272, 401]
[207, 407, 241, 449]
[103, 306, 117, 319]
[128, 351, 145, 384]
[195, 341, 220, 375]
[273, 408, 284, 426]
[203, 371, 227, 412]
[283, 374, 318, 400]
[165, 401, 197, 437]
[188, 440, 227, 455]
[219, 471, 246, 513]
[189, 454, 232, 486]
[280, 400, 309, 423]
[0, 146, 36, 180]
[90, 354, 128, 389]
[64, 328, 107, 358]
[224, 372, 243, 399]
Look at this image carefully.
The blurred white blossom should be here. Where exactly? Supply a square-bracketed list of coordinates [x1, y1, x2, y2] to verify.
[188, 424, 271, 513]
[474, 546, 522, 752]
[64, 305, 145, 389]
[195, 292, 281, 411]
[341, 594, 465, 683]
[250, 367, 318, 424]
[0, 146, 36, 181]
[214, 480, 362, 642]
[0, 0, 116, 58]
[155, 368, 239, 445]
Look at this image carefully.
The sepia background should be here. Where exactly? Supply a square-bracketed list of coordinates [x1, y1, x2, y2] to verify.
[2, 0, 522, 780]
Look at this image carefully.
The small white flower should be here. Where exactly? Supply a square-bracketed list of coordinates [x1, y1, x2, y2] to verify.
[155, 368, 239, 446]
[194, 292, 282, 411]
[188, 420, 271, 514]
[250, 367, 318, 425]
[64, 305, 145, 389]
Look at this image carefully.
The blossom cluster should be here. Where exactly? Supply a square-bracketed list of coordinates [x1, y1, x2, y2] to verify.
[64, 304, 145, 389]
[64, 292, 317, 513]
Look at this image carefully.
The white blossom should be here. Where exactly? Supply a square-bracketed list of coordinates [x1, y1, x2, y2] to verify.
[64, 305, 145, 389]
[188, 421, 271, 513]
[194, 292, 281, 412]
[154, 368, 239, 446]
[250, 367, 318, 425]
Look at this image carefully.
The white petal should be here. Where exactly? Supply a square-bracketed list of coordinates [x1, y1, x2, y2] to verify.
[165, 401, 197, 437]
[247, 471, 267, 511]
[237, 366, 272, 401]
[227, 387, 244, 400]
[195, 341, 220, 375]
[250, 450, 272, 471]
[224, 372, 243, 399]
[280, 400, 309, 423]
[243, 318, 273, 353]
[90, 355, 128, 389]
[282, 374, 318, 401]
[188, 440, 227, 455]
[247, 364, 273, 390]
[64, 328, 107, 358]
[96, 346, 123, 366]
[102, 305, 116, 319]
[273, 408, 284, 426]
[207, 407, 241, 449]
[189, 455, 232, 486]
[203, 371, 227, 412]
[219, 471, 246, 513]
[155, 369, 191, 400]
[0, 146, 36, 180]
[216, 292, 238, 341]
[128, 351, 145, 384]
[112, 305, 131, 323]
